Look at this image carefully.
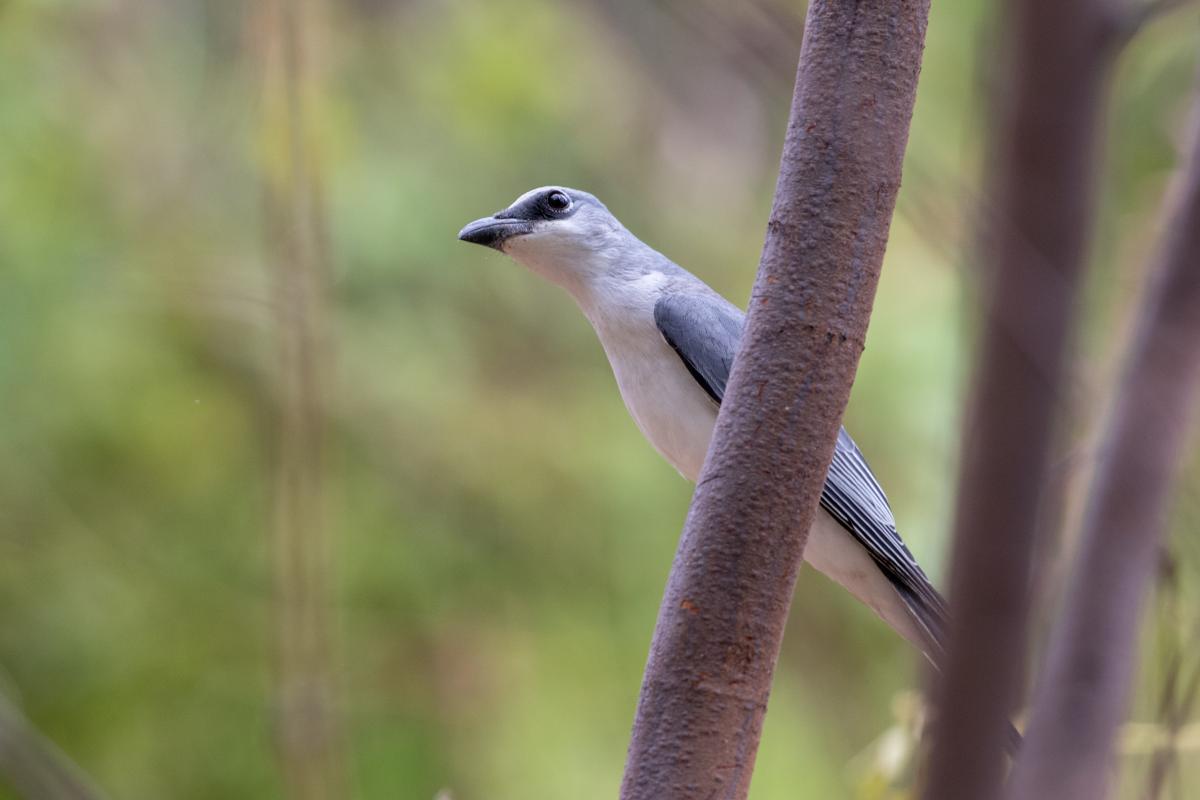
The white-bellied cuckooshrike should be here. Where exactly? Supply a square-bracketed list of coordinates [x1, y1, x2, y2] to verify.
[458, 186, 947, 661]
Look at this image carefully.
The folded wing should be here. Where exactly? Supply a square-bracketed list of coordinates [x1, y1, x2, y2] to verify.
[654, 290, 948, 653]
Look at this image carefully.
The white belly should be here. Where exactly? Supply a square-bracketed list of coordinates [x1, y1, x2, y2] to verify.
[592, 310, 719, 482]
[804, 509, 933, 652]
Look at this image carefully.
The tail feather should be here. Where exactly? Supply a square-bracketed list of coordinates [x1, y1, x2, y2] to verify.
[890, 580, 1023, 755]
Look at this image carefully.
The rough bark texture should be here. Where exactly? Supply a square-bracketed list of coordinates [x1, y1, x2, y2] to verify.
[618, 3, 930, 798]
[921, 3, 1118, 799]
[1005, 87, 1200, 800]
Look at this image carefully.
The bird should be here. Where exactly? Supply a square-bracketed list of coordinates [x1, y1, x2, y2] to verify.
[457, 185, 948, 662]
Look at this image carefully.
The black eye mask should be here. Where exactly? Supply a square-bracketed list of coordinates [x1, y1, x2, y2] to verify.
[494, 189, 581, 222]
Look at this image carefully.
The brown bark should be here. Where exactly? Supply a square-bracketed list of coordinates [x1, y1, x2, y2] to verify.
[920, 3, 1120, 798]
[618, 2, 930, 798]
[1005, 85, 1200, 800]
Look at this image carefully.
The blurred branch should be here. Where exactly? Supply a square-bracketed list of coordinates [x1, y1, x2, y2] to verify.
[255, 0, 346, 797]
[1109, 0, 1196, 46]
[585, 0, 801, 98]
[1141, 650, 1200, 799]
[1122, 721, 1200, 753]
[1133, 557, 1199, 799]
[618, 2, 930, 798]
[653, 0, 802, 92]
[0, 693, 107, 800]
[1007, 78, 1200, 800]
[922, 0, 1120, 797]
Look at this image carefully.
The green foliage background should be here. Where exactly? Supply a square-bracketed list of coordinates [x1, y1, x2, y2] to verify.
[1, 1, 1198, 798]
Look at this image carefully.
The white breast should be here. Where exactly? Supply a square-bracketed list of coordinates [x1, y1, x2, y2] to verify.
[580, 273, 718, 481]
[573, 271, 931, 654]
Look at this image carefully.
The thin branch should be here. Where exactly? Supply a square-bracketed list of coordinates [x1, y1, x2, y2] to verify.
[1139, 565, 1200, 800]
[256, 0, 347, 797]
[1142, 655, 1200, 799]
[0, 693, 108, 800]
[618, 3, 931, 798]
[1108, 0, 1196, 47]
[1006, 79, 1200, 800]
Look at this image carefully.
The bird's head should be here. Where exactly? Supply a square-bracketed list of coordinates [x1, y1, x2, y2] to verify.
[457, 186, 626, 289]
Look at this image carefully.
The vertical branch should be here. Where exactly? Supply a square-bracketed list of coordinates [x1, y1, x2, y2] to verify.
[1006, 83, 1200, 800]
[256, 0, 345, 798]
[619, 2, 930, 799]
[921, 2, 1119, 797]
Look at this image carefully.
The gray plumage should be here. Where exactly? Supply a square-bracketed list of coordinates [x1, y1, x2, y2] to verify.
[654, 290, 947, 653]
[458, 185, 948, 661]
[653, 292, 742, 404]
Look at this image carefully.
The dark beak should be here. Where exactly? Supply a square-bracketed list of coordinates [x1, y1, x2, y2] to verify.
[457, 216, 533, 250]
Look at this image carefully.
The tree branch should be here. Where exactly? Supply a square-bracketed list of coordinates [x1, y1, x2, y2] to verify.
[618, 3, 931, 798]
[1006, 79, 1200, 800]
[256, 0, 346, 797]
[1107, 0, 1195, 47]
[0, 692, 107, 800]
[921, 2, 1120, 798]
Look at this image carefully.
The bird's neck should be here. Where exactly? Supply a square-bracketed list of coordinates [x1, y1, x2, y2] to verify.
[511, 237, 666, 310]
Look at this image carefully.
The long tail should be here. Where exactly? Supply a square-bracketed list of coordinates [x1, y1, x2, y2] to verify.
[890, 581, 1023, 755]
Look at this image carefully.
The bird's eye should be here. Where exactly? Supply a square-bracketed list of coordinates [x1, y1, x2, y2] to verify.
[547, 191, 571, 212]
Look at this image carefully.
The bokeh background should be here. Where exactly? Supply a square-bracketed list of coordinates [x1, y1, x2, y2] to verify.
[2, 1, 1200, 798]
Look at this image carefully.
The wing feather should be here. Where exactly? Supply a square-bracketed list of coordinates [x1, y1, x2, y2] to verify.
[654, 291, 947, 650]
[653, 292, 743, 405]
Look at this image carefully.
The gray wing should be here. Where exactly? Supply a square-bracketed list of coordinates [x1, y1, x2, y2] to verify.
[654, 291, 947, 651]
[823, 429, 947, 649]
[653, 292, 744, 404]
